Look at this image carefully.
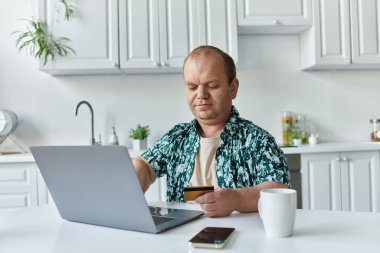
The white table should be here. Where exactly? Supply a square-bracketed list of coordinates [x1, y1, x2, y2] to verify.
[1, 202, 379, 253]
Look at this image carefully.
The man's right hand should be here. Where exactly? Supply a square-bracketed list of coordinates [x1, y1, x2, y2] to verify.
[132, 157, 156, 192]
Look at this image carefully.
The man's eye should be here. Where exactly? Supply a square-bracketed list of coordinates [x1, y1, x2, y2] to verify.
[188, 85, 197, 90]
[209, 83, 219, 88]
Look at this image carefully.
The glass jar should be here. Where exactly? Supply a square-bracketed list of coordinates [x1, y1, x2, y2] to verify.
[292, 114, 307, 145]
[281, 111, 293, 146]
[370, 118, 380, 142]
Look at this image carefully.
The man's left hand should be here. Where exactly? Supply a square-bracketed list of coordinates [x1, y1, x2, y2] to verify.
[194, 188, 238, 217]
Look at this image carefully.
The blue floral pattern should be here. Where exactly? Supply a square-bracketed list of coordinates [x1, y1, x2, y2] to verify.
[142, 106, 290, 202]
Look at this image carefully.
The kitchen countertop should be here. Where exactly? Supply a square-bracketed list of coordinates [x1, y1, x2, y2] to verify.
[281, 141, 380, 154]
[1, 142, 380, 163]
[0, 149, 144, 163]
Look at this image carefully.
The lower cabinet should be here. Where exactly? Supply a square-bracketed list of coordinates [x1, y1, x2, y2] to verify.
[0, 154, 164, 212]
[0, 162, 48, 212]
[301, 151, 380, 212]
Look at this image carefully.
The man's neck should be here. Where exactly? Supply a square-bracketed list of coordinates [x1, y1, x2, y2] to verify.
[197, 122, 225, 138]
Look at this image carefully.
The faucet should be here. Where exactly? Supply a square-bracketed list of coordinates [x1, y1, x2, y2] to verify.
[75, 101, 100, 145]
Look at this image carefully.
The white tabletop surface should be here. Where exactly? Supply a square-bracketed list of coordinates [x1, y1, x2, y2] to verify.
[1, 202, 380, 253]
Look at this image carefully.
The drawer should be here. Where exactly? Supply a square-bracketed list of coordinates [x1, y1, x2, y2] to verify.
[0, 163, 37, 188]
[0, 189, 37, 211]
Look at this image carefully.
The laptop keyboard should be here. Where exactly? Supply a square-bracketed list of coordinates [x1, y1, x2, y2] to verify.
[152, 215, 174, 225]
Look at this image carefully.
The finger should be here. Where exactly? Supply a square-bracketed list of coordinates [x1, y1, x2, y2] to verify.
[203, 209, 219, 218]
[200, 202, 217, 212]
[195, 192, 216, 204]
[204, 209, 232, 218]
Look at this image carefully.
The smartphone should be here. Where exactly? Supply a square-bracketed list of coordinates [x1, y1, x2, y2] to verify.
[188, 227, 236, 249]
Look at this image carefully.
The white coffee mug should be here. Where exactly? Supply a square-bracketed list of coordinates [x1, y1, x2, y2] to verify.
[258, 188, 297, 237]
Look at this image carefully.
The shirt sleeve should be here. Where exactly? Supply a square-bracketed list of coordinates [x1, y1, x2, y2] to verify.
[140, 125, 183, 178]
[254, 135, 291, 187]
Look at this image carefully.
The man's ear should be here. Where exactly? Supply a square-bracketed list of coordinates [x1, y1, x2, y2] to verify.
[230, 78, 239, 99]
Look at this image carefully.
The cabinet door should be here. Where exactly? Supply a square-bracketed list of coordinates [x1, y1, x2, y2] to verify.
[39, 0, 119, 74]
[350, 0, 380, 64]
[0, 189, 36, 212]
[119, 0, 160, 70]
[237, 0, 312, 34]
[198, 0, 238, 62]
[158, 0, 200, 69]
[301, 153, 342, 211]
[0, 163, 38, 212]
[315, 0, 351, 65]
[300, 0, 351, 69]
[340, 151, 380, 212]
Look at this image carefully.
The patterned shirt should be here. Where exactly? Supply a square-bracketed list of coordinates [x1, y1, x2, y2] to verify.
[141, 106, 290, 202]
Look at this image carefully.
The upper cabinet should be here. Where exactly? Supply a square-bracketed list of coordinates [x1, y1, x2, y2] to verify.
[237, 0, 312, 34]
[119, 0, 200, 72]
[350, 0, 380, 65]
[198, 0, 238, 61]
[38, 0, 238, 75]
[39, 0, 120, 75]
[300, 0, 380, 70]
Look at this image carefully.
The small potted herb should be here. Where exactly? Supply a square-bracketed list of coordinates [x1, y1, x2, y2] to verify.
[129, 124, 150, 150]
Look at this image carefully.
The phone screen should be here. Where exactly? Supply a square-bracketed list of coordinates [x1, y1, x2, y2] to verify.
[189, 227, 235, 249]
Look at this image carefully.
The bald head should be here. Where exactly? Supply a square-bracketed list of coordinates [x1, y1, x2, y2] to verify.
[183, 45, 236, 84]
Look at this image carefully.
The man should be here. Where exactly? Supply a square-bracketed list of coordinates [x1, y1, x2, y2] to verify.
[132, 45, 290, 217]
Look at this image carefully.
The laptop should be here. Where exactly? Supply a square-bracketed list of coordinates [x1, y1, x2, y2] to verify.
[30, 146, 203, 233]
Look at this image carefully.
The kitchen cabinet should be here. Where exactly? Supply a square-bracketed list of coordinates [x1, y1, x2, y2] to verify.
[119, 0, 199, 72]
[0, 153, 163, 212]
[119, 0, 238, 72]
[300, 0, 380, 70]
[237, 0, 312, 34]
[39, 0, 238, 75]
[198, 0, 238, 61]
[301, 151, 380, 212]
[0, 160, 49, 212]
[38, 0, 120, 75]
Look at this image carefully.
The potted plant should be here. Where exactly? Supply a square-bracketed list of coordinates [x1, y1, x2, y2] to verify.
[13, 0, 75, 65]
[130, 124, 150, 150]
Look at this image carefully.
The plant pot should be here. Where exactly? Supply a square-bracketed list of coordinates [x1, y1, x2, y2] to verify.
[133, 139, 147, 150]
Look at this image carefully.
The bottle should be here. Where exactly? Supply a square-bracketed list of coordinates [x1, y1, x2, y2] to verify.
[293, 114, 308, 145]
[308, 124, 319, 146]
[292, 115, 302, 146]
[281, 111, 293, 146]
[109, 126, 119, 145]
[370, 119, 380, 142]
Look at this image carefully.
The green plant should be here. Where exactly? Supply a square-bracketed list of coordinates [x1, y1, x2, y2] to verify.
[13, 0, 75, 65]
[59, 0, 74, 21]
[14, 18, 75, 65]
[129, 124, 150, 140]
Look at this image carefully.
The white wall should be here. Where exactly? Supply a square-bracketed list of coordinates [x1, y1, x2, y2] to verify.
[1, 1, 380, 150]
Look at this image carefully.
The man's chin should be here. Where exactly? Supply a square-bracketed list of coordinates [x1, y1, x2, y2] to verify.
[195, 111, 215, 121]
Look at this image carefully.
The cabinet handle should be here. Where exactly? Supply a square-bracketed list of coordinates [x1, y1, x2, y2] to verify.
[154, 62, 161, 67]
[163, 62, 170, 67]
[112, 62, 118, 67]
[341, 157, 348, 162]
[273, 20, 281, 25]
[335, 157, 341, 161]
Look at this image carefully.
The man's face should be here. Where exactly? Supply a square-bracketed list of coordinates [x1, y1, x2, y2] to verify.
[183, 51, 238, 127]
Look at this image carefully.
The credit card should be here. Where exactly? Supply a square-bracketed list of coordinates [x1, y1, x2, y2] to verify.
[184, 186, 214, 202]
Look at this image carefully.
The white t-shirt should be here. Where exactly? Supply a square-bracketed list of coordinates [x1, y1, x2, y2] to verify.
[189, 135, 221, 187]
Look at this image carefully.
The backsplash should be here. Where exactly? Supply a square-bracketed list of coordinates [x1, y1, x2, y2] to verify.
[1, 2, 379, 148]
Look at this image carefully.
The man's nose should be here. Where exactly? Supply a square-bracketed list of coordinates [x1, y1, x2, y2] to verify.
[197, 86, 209, 99]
